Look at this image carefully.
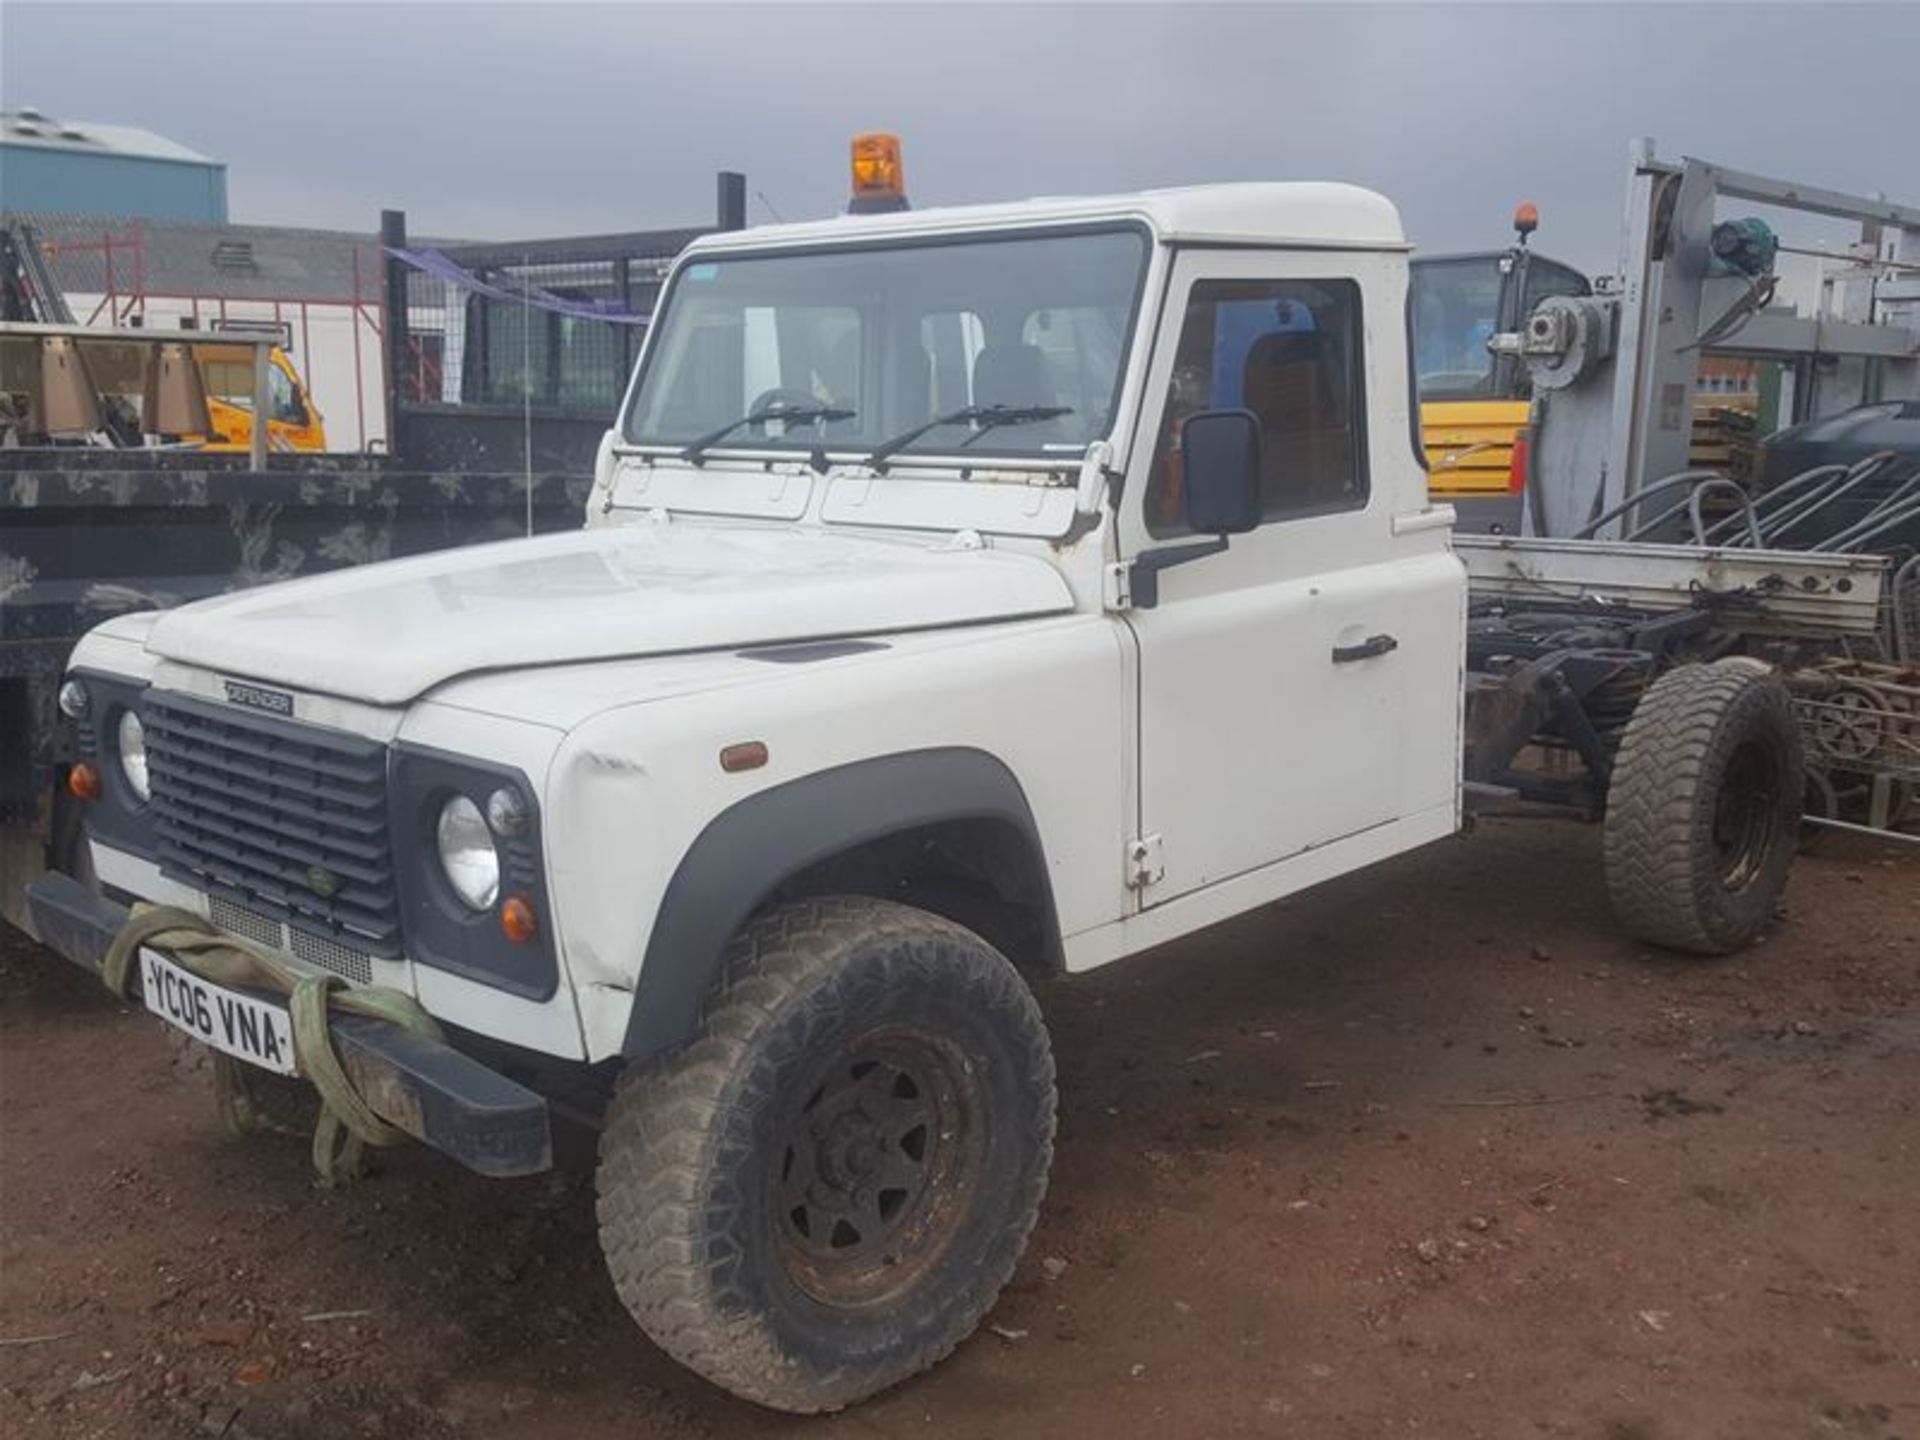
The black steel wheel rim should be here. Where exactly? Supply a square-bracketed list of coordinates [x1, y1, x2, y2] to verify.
[772, 1027, 983, 1307]
[1714, 739, 1779, 890]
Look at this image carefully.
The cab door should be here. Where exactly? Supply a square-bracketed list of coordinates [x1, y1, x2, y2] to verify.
[1119, 250, 1423, 904]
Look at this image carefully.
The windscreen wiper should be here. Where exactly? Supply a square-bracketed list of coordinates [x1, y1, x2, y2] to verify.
[679, 403, 855, 464]
[864, 403, 1072, 469]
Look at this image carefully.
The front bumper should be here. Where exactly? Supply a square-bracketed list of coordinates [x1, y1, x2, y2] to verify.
[25, 872, 553, 1178]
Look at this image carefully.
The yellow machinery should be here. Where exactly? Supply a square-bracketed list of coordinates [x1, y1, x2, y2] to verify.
[0, 325, 326, 461]
[1411, 206, 1588, 499]
[0, 328, 327, 455]
[189, 341, 328, 453]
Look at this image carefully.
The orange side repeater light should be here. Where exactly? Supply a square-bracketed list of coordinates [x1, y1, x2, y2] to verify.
[68, 762, 102, 801]
[500, 894, 539, 945]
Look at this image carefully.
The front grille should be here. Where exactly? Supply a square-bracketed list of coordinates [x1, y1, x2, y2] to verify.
[290, 929, 376, 986]
[145, 691, 401, 956]
[207, 895, 378, 986]
[207, 895, 282, 947]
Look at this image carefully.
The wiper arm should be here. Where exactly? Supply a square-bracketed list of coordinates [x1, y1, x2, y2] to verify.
[680, 403, 854, 464]
[865, 403, 1072, 469]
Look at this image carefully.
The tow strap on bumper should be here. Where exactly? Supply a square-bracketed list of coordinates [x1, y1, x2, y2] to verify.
[25, 872, 552, 1180]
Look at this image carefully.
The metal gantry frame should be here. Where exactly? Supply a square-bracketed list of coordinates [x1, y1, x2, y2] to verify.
[1528, 139, 1920, 540]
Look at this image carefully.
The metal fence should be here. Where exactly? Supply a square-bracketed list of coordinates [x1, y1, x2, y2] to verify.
[381, 173, 745, 472]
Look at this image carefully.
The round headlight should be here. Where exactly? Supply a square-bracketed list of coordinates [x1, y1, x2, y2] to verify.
[117, 710, 150, 802]
[58, 679, 91, 719]
[435, 794, 499, 910]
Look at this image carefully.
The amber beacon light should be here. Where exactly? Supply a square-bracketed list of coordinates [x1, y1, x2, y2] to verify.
[1513, 200, 1540, 245]
[848, 132, 909, 214]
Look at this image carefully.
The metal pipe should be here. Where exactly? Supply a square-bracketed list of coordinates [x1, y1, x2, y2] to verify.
[1800, 814, 1920, 845]
[1759, 454, 1896, 547]
[1684, 477, 1763, 547]
[379, 209, 409, 462]
[1773, 240, 1920, 274]
[1713, 463, 1849, 545]
[1573, 470, 1722, 541]
[717, 172, 747, 231]
[249, 338, 269, 471]
[1813, 479, 1920, 552]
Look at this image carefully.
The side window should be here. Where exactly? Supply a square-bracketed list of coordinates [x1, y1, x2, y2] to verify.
[200, 359, 251, 406]
[1145, 278, 1368, 535]
[268, 363, 303, 423]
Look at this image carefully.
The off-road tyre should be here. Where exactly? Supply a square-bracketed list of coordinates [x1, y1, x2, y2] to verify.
[596, 896, 1055, 1413]
[1603, 658, 1803, 954]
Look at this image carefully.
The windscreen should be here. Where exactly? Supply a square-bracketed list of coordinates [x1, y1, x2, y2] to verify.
[623, 227, 1149, 463]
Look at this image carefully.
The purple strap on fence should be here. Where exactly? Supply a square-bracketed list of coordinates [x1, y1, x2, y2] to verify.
[385, 246, 651, 326]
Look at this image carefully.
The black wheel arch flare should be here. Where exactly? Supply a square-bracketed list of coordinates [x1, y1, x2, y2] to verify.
[621, 747, 1058, 1061]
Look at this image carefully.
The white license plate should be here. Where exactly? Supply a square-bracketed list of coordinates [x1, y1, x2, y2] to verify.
[139, 947, 298, 1076]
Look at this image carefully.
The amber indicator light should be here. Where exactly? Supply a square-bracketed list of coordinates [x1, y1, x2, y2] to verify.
[500, 894, 539, 945]
[67, 762, 102, 801]
[719, 741, 769, 773]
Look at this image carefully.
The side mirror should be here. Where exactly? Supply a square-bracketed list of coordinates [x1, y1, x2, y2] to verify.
[1180, 409, 1262, 534]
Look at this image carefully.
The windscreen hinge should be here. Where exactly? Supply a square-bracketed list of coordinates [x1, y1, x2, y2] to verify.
[1103, 561, 1132, 612]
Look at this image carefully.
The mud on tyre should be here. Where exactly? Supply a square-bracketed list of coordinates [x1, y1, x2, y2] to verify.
[1602, 658, 1803, 954]
[595, 896, 1056, 1413]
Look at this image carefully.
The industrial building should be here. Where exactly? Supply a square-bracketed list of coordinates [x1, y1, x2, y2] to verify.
[0, 109, 228, 224]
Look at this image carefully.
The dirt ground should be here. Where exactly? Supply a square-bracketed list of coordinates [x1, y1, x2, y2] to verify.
[2, 819, 1916, 1440]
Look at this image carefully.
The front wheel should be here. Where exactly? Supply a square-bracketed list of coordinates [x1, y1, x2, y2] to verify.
[596, 897, 1055, 1413]
[1602, 658, 1803, 954]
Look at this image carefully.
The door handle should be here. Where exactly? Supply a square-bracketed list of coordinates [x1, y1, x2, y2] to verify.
[1332, 633, 1399, 664]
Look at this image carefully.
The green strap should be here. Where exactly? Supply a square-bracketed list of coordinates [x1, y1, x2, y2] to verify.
[103, 904, 443, 1185]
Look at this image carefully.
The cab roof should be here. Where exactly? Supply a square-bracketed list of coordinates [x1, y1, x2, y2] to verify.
[680, 181, 1408, 257]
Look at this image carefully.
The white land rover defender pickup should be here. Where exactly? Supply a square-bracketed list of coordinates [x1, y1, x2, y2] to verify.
[30, 181, 1818, 1412]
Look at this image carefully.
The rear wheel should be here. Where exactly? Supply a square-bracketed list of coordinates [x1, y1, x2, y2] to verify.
[595, 897, 1055, 1413]
[1602, 658, 1802, 954]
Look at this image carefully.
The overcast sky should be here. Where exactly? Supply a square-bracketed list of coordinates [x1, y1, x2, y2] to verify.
[5, 2, 1917, 274]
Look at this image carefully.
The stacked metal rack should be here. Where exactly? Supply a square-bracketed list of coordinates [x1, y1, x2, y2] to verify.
[1791, 658, 1920, 839]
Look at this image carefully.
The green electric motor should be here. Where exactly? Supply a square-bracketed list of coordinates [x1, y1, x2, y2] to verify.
[1709, 217, 1779, 278]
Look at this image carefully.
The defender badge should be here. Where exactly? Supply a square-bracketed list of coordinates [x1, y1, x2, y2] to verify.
[224, 680, 294, 716]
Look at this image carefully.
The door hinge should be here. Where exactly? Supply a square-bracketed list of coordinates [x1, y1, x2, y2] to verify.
[1126, 833, 1164, 889]
[1103, 561, 1132, 612]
